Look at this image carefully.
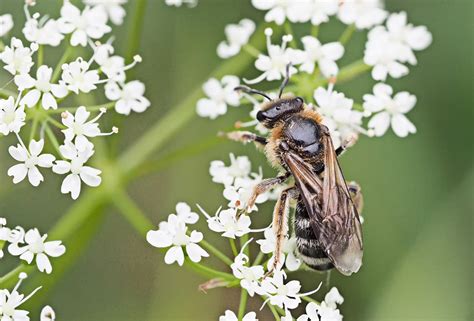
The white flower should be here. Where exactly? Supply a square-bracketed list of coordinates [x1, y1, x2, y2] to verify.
[308, 0, 339, 25]
[15, 65, 68, 110]
[223, 181, 267, 211]
[93, 43, 140, 83]
[257, 228, 301, 272]
[219, 310, 258, 321]
[173, 202, 199, 225]
[364, 27, 409, 81]
[61, 106, 113, 149]
[8, 139, 55, 187]
[105, 80, 150, 115]
[165, 0, 198, 7]
[60, 58, 100, 94]
[52, 142, 102, 200]
[364, 12, 432, 81]
[0, 14, 13, 37]
[196, 75, 240, 119]
[0, 37, 37, 75]
[260, 271, 302, 310]
[251, 0, 313, 25]
[297, 36, 344, 77]
[385, 12, 432, 53]
[209, 154, 251, 186]
[0, 273, 41, 321]
[230, 252, 264, 296]
[338, 0, 387, 29]
[8, 228, 66, 274]
[1, 225, 25, 245]
[23, 12, 64, 46]
[0, 97, 26, 135]
[57, 1, 111, 47]
[83, 0, 127, 25]
[245, 29, 300, 85]
[313, 86, 364, 149]
[40, 305, 56, 321]
[217, 19, 255, 59]
[146, 214, 208, 266]
[200, 207, 251, 239]
[363, 83, 416, 137]
[300, 287, 344, 321]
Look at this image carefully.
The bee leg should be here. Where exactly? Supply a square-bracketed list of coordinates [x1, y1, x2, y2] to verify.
[245, 172, 291, 213]
[223, 131, 267, 146]
[336, 133, 358, 156]
[265, 186, 298, 277]
[347, 181, 364, 214]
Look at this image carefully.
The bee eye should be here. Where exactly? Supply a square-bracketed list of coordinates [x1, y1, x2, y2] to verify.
[295, 97, 303, 105]
[275, 106, 281, 111]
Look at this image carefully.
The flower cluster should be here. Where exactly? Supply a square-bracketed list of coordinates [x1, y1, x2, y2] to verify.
[0, 0, 149, 200]
[146, 202, 209, 266]
[1, 218, 66, 274]
[146, 155, 343, 320]
[0, 272, 57, 321]
[1, 218, 62, 320]
[197, 1, 431, 146]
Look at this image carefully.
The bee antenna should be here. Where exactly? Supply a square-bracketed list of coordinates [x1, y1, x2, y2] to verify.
[234, 85, 272, 101]
[278, 63, 292, 98]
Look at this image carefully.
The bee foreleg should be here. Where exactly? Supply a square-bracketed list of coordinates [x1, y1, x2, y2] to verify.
[224, 131, 267, 146]
[266, 186, 298, 277]
[245, 172, 291, 213]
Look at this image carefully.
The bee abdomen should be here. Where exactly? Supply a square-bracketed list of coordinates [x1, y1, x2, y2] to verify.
[295, 202, 333, 271]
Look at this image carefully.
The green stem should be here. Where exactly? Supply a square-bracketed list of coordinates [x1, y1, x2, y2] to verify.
[237, 288, 249, 320]
[229, 239, 238, 257]
[130, 134, 224, 179]
[311, 25, 319, 38]
[112, 189, 153, 236]
[339, 24, 356, 45]
[252, 251, 265, 266]
[268, 303, 281, 321]
[29, 114, 39, 141]
[124, 0, 148, 64]
[46, 115, 66, 129]
[284, 21, 298, 47]
[185, 260, 234, 281]
[302, 296, 320, 304]
[240, 234, 249, 258]
[199, 239, 233, 266]
[52, 45, 74, 83]
[44, 123, 60, 153]
[37, 45, 43, 67]
[243, 44, 260, 58]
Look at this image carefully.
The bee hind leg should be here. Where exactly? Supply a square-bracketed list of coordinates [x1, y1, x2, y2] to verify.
[244, 172, 291, 214]
[265, 186, 298, 278]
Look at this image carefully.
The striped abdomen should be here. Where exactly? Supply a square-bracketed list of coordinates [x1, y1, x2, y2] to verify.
[295, 199, 333, 271]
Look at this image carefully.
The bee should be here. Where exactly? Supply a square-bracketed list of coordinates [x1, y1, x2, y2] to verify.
[227, 67, 363, 276]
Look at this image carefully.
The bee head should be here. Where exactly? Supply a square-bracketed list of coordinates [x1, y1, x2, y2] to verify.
[257, 96, 304, 128]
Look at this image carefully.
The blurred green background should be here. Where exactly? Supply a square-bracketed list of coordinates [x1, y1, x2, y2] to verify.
[0, 0, 472, 320]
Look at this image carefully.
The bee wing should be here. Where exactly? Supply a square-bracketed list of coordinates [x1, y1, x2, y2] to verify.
[319, 133, 363, 275]
[283, 137, 363, 276]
